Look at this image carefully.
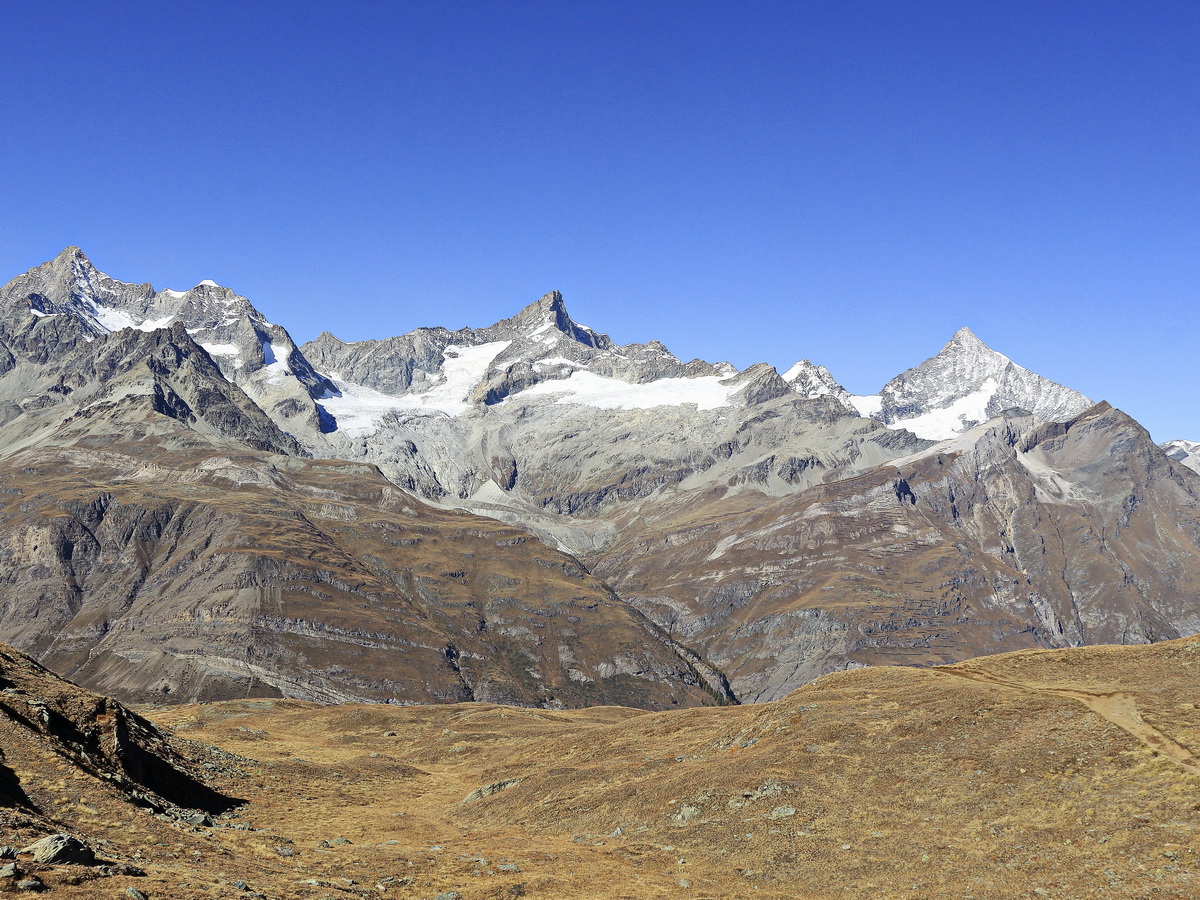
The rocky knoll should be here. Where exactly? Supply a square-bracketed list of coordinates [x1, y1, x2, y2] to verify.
[0, 642, 238, 894]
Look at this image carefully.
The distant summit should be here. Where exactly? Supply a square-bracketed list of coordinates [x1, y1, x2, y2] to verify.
[847, 326, 1092, 440]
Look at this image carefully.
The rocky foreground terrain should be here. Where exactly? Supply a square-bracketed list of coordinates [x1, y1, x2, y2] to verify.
[0, 636, 1195, 898]
[0, 247, 1197, 707]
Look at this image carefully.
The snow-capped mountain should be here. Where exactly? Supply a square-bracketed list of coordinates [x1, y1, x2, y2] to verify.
[0, 247, 333, 438]
[3, 247, 1199, 708]
[781, 359, 852, 406]
[302, 289, 740, 431]
[847, 326, 1093, 441]
[1163, 439, 1200, 474]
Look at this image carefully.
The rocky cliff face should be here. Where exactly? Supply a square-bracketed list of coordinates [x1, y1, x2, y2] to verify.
[0, 640, 236, 844]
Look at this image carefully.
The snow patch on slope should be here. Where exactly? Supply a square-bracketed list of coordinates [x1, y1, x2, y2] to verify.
[317, 378, 418, 435]
[850, 394, 883, 418]
[884, 379, 999, 441]
[515, 370, 738, 411]
[317, 340, 514, 432]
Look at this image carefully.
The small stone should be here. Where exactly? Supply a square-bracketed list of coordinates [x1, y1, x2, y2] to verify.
[15, 877, 44, 892]
[498, 863, 520, 873]
[0, 862, 17, 878]
[0, 847, 17, 860]
[671, 803, 700, 825]
[384, 730, 397, 737]
[275, 846, 296, 857]
[230, 881, 249, 891]
[125, 889, 149, 900]
[435, 893, 461, 900]
[841, 844, 852, 851]
[331, 837, 352, 845]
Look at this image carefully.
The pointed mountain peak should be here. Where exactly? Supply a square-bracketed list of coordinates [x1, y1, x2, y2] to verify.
[512, 290, 568, 326]
[490, 290, 611, 351]
[944, 326, 993, 352]
[49, 246, 100, 277]
[53, 245, 87, 263]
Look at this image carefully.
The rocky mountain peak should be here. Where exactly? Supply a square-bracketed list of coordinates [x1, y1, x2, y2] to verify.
[494, 289, 610, 351]
[782, 359, 852, 407]
[847, 327, 1093, 441]
[946, 325, 988, 349]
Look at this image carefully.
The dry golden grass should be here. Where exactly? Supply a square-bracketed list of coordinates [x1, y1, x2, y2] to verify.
[1, 636, 1197, 897]
[110, 635, 1200, 899]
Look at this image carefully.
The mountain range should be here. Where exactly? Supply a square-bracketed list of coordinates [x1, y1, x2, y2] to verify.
[1, 246, 1198, 707]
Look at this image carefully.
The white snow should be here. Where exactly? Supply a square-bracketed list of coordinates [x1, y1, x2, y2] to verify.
[136, 315, 175, 332]
[515, 370, 738, 411]
[318, 379, 417, 435]
[532, 356, 581, 370]
[781, 361, 811, 383]
[849, 394, 883, 417]
[199, 343, 243, 368]
[782, 360, 835, 395]
[416, 341, 512, 410]
[91, 306, 137, 332]
[198, 279, 218, 287]
[261, 341, 292, 382]
[200, 343, 241, 357]
[886, 379, 998, 441]
[29, 308, 54, 318]
[161, 289, 188, 299]
[316, 340, 513, 432]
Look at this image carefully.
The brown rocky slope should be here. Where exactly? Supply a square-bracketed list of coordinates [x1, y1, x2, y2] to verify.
[590, 402, 1200, 701]
[0, 428, 720, 710]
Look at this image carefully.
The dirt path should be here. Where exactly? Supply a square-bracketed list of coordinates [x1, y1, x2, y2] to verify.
[936, 665, 1200, 776]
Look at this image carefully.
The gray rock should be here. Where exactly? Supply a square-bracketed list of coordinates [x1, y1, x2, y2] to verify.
[460, 778, 521, 805]
[21, 833, 95, 865]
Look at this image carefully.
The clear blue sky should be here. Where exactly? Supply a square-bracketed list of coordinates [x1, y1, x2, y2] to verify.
[1, 1, 1196, 440]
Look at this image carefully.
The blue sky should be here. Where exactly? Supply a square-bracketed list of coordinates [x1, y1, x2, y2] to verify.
[1, 1, 1197, 440]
